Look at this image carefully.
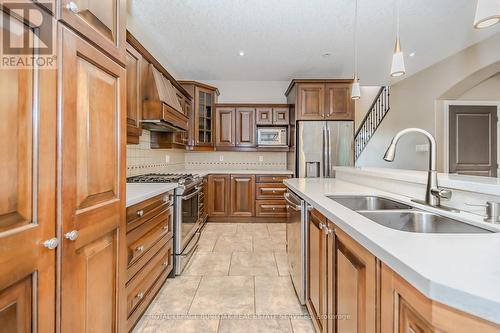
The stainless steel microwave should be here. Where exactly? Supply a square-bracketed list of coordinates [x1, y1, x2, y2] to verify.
[257, 127, 288, 146]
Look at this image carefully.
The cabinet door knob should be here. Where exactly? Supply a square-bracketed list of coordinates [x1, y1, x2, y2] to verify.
[318, 223, 325, 230]
[136, 292, 144, 300]
[163, 224, 169, 230]
[136, 245, 145, 252]
[64, 230, 79, 241]
[66, 1, 79, 13]
[136, 210, 144, 217]
[43, 238, 59, 250]
[162, 261, 169, 267]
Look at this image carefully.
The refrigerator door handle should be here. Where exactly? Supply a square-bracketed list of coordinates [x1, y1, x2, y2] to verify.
[322, 126, 328, 177]
[327, 126, 332, 177]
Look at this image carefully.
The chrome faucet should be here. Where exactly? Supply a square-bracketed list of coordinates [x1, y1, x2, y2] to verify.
[383, 128, 453, 209]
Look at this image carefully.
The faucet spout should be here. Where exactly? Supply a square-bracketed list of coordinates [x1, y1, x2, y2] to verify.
[383, 128, 450, 208]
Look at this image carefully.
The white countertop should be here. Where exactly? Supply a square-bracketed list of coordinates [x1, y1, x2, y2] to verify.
[284, 177, 500, 324]
[126, 183, 178, 207]
[186, 169, 294, 177]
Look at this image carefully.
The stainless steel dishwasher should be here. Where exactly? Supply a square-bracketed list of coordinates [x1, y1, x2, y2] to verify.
[284, 189, 309, 305]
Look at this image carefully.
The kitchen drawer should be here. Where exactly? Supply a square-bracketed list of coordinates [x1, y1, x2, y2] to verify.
[256, 183, 287, 199]
[126, 206, 173, 265]
[126, 242, 172, 317]
[256, 200, 288, 217]
[127, 235, 170, 282]
[256, 174, 291, 183]
[126, 191, 174, 232]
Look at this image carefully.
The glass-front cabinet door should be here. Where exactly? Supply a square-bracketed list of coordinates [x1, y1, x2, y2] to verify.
[196, 87, 214, 146]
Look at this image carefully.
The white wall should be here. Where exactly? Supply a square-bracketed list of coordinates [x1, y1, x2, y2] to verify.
[458, 73, 500, 100]
[198, 80, 290, 103]
[357, 32, 500, 172]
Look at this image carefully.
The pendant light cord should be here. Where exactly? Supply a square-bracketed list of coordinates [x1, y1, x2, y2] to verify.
[396, 0, 400, 38]
[353, 0, 358, 75]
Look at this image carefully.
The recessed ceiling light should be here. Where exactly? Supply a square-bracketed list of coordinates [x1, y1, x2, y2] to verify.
[409, 52, 416, 57]
[322, 52, 332, 58]
[239, 51, 245, 56]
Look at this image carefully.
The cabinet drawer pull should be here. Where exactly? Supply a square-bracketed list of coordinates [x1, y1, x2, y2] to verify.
[162, 260, 169, 266]
[319, 223, 325, 230]
[136, 210, 144, 217]
[66, 1, 79, 13]
[136, 245, 145, 253]
[135, 292, 144, 300]
[163, 224, 169, 230]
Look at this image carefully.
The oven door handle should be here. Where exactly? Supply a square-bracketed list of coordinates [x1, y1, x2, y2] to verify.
[179, 232, 201, 257]
[284, 193, 301, 211]
[182, 187, 202, 201]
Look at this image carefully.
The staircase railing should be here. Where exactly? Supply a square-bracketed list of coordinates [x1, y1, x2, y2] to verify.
[354, 86, 390, 160]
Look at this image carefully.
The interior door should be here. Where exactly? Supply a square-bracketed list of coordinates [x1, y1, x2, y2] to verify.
[0, 7, 57, 332]
[59, 0, 126, 63]
[59, 25, 126, 333]
[449, 105, 498, 177]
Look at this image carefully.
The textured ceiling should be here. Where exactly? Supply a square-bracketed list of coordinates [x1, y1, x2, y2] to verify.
[127, 0, 500, 85]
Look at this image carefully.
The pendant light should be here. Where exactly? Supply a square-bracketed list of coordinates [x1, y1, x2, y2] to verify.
[473, 0, 500, 29]
[390, 0, 406, 77]
[351, 0, 361, 100]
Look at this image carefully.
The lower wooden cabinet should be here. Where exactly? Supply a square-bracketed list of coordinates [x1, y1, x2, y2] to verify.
[208, 175, 231, 217]
[230, 175, 256, 216]
[125, 191, 175, 332]
[307, 209, 328, 333]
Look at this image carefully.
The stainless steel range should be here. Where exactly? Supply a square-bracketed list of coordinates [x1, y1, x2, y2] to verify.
[127, 173, 205, 275]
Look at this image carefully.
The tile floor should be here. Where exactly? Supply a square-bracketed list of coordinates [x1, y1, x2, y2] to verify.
[133, 222, 315, 333]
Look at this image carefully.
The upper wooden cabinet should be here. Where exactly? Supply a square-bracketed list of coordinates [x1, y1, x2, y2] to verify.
[59, 0, 126, 64]
[230, 175, 256, 217]
[0, 6, 57, 332]
[256, 106, 290, 125]
[125, 43, 142, 144]
[256, 108, 273, 125]
[273, 107, 290, 125]
[59, 25, 126, 333]
[215, 107, 236, 147]
[235, 108, 256, 147]
[285, 80, 355, 121]
[324, 83, 354, 120]
[179, 81, 220, 149]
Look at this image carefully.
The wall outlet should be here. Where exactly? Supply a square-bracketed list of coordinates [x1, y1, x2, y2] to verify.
[415, 144, 430, 152]
[258, 155, 264, 162]
[219, 155, 224, 162]
[165, 154, 170, 163]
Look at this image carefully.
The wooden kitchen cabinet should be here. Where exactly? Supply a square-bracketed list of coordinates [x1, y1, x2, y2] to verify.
[180, 81, 219, 149]
[0, 6, 57, 332]
[215, 107, 236, 147]
[235, 108, 256, 147]
[328, 225, 377, 333]
[208, 175, 231, 217]
[273, 107, 290, 125]
[230, 175, 256, 216]
[286, 80, 354, 121]
[59, 25, 126, 333]
[307, 209, 328, 333]
[126, 43, 143, 144]
[59, 0, 126, 64]
[256, 107, 273, 125]
[324, 83, 354, 120]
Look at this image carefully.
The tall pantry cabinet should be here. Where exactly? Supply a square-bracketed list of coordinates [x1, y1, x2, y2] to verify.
[0, 1, 127, 332]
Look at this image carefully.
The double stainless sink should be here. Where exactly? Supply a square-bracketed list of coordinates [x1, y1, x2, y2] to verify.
[328, 196, 493, 234]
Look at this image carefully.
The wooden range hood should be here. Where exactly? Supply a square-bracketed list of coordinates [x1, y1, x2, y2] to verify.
[142, 64, 189, 132]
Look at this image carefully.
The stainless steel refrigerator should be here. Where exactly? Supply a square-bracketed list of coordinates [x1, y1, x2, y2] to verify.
[296, 121, 354, 178]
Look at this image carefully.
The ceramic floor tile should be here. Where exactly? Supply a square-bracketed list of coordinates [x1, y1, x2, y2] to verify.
[218, 318, 292, 333]
[229, 252, 279, 276]
[255, 276, 303, 315]
[183, 252, 231, 276]
[197, 233, 219, 252]
[267, 223, 286, 234]
[236, 223, 271, 239]
[253, 237, 286, 252]
[189, 276, 254, 315]
[146, 276, 201, 315]
[290, 317, 316, 333]
[213, 235, 253, 252]
[139, 319, 219, 333]
[274, 252, 290, 276]
[203, 223, 237, 236]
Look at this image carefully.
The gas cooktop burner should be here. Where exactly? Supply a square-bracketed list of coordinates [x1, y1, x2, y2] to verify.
[126, 173, 199, 185]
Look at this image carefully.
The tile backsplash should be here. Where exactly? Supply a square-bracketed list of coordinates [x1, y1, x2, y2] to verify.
[127, 130, 289, 176]
[185, 151, 287, 171]
[126, 130, 186, 177]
